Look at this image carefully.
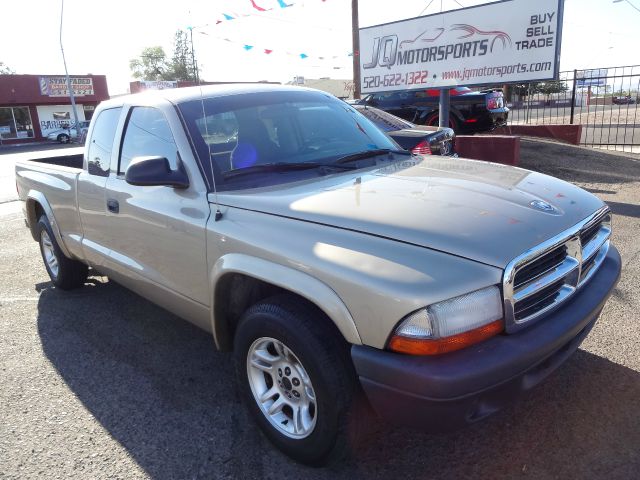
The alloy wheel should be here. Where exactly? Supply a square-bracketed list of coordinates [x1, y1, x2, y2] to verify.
[246, 337, 318, 439]
[41, 230, 59, 278]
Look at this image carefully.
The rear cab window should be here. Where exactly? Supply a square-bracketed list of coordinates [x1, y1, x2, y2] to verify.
[86, 107, 122, 176]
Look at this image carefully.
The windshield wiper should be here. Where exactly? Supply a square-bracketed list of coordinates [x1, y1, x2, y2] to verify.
[333, 148, 412, 165]
[222, 161, 356, 179]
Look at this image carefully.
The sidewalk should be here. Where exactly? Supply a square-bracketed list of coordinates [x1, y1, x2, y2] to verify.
[0, 141, 81, 156]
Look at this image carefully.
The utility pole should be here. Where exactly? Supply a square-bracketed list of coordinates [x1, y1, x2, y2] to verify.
[188, 27, 199, 83]
[351, 0, 361, 99]
[59, 0, 81, 142]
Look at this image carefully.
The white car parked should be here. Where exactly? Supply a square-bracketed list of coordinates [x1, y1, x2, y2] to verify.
[46, 121, 90, 143]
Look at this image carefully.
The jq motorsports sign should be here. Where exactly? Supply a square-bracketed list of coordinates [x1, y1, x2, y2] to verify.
[359, 0, 564, 93]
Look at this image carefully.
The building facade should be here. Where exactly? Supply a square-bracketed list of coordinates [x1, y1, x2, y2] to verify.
[128, 80, 280, 94]
[0, 74, 109, 144]
[286, 77, 355, 99]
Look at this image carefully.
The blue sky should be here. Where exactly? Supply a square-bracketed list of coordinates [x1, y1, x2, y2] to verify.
[1, 0, 638, 94]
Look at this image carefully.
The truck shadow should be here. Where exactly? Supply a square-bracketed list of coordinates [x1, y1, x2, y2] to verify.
[37, 278, 640, 480]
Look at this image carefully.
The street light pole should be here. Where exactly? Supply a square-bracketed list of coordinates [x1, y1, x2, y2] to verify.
[59, 0, 81, 141]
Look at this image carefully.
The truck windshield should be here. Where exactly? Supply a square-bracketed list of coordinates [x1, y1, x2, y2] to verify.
[177, 90, 400, 191]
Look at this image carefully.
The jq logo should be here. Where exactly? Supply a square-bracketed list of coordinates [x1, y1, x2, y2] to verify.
[362, 25, 511, 71]
[363, 35, 399, 70]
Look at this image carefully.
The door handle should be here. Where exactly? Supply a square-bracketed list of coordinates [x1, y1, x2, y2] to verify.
[107, 199, 119, 214]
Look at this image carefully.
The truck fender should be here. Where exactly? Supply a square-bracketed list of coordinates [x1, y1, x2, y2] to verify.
[210, 253, 362, 348]
[25, 190, 72, 258]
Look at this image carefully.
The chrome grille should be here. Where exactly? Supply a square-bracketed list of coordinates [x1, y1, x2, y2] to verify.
[513, 244, 567, 289]
[503, 207, 611, 332]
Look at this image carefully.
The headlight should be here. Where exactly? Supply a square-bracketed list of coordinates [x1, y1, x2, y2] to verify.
[388, 286, 504, 355]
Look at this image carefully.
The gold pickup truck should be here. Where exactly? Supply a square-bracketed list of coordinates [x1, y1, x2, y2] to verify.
[15, 85, 620, 465]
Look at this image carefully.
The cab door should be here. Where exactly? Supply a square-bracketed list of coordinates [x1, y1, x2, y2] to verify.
[102, 104, 211, 315]
[77, 106, 123, 266]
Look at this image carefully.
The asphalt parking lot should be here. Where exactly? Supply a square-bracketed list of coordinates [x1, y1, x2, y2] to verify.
[1, 140, 639, 479]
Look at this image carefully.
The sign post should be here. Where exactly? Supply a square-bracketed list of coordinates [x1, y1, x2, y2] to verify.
[439, 89, 450, 128]
[358, 0, 564, 108]
[569, 68, 577, 124]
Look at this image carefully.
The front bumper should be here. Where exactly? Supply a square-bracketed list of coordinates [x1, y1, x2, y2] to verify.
[351, 245, 621, 432]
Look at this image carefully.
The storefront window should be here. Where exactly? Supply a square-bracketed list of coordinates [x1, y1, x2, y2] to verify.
[0, 106, 34, 140]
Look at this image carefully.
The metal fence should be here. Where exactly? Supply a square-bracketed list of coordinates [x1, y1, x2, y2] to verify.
[495, 65, 640, 152]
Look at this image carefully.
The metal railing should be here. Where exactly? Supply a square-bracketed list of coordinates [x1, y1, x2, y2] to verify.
[482, 65, 640, 152]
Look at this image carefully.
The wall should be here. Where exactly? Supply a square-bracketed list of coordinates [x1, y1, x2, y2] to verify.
[287, 78, 355, 99]
[0, 74, 108, 143]
[0, 75, 109, 105]
[36, 105, 87, 138]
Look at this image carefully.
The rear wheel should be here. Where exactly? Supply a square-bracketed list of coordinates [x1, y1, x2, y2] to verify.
[57, 134, 70, 144]
[424, 112, 458, 131]
[234, 295, 365, 466]
[37, 215, 87, 289]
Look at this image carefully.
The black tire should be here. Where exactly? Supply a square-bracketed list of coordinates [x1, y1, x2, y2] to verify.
[233, 294, 365, 466]
[423, 111, 459, 131]
[37, 215, 88, 290]
[57, 134, 70, 144]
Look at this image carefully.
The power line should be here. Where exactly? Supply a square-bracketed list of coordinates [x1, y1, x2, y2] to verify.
[418, 0, 436, 16]
[419, 0, 465, 15]
[615, 0, 640, 13]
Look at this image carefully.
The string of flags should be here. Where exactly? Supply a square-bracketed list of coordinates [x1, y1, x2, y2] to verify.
[209, 0, 328, 26]
[206, 33, 349, 62]
[189, 0, 347, 62]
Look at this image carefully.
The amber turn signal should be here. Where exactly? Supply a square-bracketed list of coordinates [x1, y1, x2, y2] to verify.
[388, 319, 504, 355]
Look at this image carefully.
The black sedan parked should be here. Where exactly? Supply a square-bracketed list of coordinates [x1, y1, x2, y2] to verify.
[351, 87, 508, 134]
[353, 105, 455, 156]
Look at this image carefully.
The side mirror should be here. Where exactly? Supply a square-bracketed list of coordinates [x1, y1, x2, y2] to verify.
[125, 156, 189, 189]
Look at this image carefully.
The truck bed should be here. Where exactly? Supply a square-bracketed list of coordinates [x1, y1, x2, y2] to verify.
[15, 148, 85, 258]
[28, 149, 84, 169]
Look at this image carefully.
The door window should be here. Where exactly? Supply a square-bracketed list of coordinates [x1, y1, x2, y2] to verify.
[119, 107, 177, 174]
[86, 107, 122, 176]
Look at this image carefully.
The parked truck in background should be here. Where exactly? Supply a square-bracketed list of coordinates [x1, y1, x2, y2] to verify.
[15, 84, 620, 465]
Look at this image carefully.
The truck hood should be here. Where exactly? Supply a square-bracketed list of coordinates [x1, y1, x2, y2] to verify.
[216, 157, 605, 267]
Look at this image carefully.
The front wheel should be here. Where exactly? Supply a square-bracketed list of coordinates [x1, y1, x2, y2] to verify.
[234, 295, 364, 466]
[57, 134, 70, 144]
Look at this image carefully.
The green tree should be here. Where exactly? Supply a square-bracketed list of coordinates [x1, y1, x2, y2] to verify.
[170, 30, 197, 82]
[538, 80, 568, 97]
[537, 80, 569, 105]
[129, 46, 172, 81]
[0, 61, 15, 74]
[129, 31, 200, 82]
[511, 81, 568, 104]
[512, 83, 541, 100]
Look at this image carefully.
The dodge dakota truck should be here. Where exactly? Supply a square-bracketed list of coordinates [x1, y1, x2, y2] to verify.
[15, 84, 621, 465]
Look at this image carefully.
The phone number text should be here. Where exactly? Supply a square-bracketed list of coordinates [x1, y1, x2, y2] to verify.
[363, 71, 430, 89]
